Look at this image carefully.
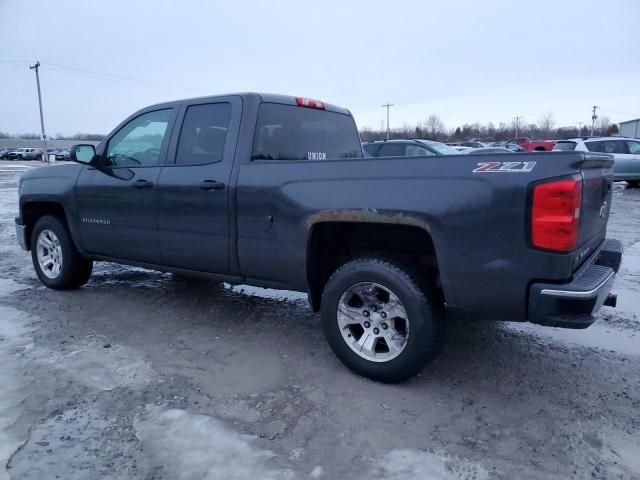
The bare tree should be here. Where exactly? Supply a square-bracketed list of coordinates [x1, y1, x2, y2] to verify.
[425, 114, 445, 140]
[596, 116, 611, 136]
[537, 112, 556, 137]
[510, 117, 526, 138]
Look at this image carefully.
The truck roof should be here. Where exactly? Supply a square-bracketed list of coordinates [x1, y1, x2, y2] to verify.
[147, 92, 352, 116]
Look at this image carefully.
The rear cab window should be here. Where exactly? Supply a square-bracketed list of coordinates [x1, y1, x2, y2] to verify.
[252, 103, 363, 161]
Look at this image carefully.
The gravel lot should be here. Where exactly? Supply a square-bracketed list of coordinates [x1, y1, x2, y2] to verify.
[0, 160, 638, 479]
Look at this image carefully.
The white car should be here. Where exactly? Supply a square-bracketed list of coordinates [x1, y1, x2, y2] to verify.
[452, 146, 474, 152]
[553, 137, 640, 187]
[8, 147, 38, 160]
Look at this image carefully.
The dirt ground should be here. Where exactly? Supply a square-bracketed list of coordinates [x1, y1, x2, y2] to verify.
[1, 160, 638, 480]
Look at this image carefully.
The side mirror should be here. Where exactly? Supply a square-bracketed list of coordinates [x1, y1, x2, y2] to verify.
[70, 144, 96, 165]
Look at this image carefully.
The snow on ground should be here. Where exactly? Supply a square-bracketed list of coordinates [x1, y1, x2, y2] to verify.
[225, 283, 308, 302]
[0, 161, 639, 479]
[370, 448, 489, 480]
[43, 335, 155, 391]
[134, 407, 296, 480]
[0, 306, 34, 480]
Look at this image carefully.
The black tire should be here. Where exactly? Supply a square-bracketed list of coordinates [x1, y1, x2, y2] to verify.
[321, 257, 444, 383]
[30, 215, 93, 290]
[626, 180, 640, 189]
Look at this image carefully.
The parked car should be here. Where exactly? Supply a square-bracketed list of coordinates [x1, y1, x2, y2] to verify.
[7, 147, 38, 160]
[363, 139, 461, 157]
[461, 141, 486, 148]
[503, 143, 529, 153]
[452, 146, 475, 152]
[47, 149, 70, 161]
[15, 92, 622, 383]
[23, 149, 44, 161]
[507, 137, 555, 151]
[0, 149, 13, 159]
[57, 149, 71, 161]
[463, 147, 515, 154]
[554, 137, 640, 187]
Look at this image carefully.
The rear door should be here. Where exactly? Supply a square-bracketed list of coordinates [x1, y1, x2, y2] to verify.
[621, 140, 640, 179]
[585, 139, 632, 180]
[155, 96, 241, 273]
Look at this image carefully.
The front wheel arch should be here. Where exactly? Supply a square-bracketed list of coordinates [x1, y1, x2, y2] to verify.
[30, 215, 92, 289]
[22, 202, 75, 252]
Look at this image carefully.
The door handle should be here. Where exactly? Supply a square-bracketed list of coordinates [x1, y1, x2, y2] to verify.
[198, 180, 225, 191]
[133, 179, 154, 189]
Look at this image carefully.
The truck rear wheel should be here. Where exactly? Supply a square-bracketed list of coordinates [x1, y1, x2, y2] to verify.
[320, 258, 444, 383]
[31, 215, 93, 290]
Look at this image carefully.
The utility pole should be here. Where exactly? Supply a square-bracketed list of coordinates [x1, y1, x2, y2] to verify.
[382, 103, 393, 139]
[591, 105, 599, 136]
[577, 121, 584, 136]
[29, 61, 48, 163]
[514, 116, 523, 138]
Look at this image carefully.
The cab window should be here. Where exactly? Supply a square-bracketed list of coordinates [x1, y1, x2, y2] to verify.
[252, 103, 363, 161]
[105, 109, 172, 167]
[176, 103, 231, 165]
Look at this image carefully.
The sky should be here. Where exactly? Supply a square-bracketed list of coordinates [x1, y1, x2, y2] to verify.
[1, 0, 639, 136]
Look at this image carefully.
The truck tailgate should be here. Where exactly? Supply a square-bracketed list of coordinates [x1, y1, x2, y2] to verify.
[576, 153, 614, 266]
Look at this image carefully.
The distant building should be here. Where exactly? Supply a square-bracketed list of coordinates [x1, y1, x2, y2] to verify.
[620, 118, 640, 139]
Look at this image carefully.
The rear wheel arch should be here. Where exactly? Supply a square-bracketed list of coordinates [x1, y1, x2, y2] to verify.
[306, 221, 444, 312]
[320, 256, 444, 382]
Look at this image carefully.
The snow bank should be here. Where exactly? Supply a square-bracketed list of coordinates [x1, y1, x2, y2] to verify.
[134, 407, 296, 480]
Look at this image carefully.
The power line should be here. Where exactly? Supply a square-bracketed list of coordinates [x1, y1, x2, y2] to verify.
[40, 61, 204, 92]
[1, 59, 204, 93]
[598, 106, 637, 118]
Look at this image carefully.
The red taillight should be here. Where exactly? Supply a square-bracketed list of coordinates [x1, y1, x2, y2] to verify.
[295, 97, 325, 110]
[531, 176, 582, 252]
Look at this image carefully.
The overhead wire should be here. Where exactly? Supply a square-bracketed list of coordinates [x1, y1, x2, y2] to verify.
[0, 59, 205, 93]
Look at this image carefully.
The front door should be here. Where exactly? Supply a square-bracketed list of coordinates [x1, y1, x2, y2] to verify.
[156, 97, 241, 273]
[75, 108, 174, 263]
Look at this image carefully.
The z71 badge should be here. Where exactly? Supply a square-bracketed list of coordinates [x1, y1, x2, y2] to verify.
[473, 161, 537, 173]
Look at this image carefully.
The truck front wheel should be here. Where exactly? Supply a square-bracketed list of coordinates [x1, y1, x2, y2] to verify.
[320, 258, 444, 383]
[30, 215, 93, 290]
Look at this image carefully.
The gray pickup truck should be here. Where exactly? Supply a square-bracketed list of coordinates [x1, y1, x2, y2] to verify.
[15, 93, 622, 382]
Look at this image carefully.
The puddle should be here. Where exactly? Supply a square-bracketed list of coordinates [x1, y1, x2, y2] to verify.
[506, 322, 639, 356]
